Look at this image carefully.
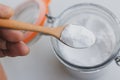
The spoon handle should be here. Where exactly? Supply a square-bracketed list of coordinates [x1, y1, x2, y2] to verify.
[0, 19, 49, 32]
[0, 19, 64, 38]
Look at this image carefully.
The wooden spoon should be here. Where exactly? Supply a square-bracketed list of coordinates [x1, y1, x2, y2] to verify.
[0, 19, 96, 48]
[0, 19, 64, 39]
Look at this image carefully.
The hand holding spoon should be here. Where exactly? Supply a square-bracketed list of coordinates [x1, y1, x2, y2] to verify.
[0, 19, 96, 48]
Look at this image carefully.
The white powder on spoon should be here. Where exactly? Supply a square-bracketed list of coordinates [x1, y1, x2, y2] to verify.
[60, 24, 96, 48]
[57, 19, 116, 67]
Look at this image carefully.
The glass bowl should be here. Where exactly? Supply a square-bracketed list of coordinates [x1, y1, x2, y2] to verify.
[51, 3, 120, 72]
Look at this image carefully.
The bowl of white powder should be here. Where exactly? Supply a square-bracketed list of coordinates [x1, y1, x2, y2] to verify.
[50, 3, 120, 79]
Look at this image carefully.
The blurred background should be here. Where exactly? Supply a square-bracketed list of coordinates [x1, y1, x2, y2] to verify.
[0, 0, 120, 80]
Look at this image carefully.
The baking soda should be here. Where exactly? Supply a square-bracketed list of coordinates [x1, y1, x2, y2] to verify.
[60, 24, 96, 48]
[57, 18, 116, 67]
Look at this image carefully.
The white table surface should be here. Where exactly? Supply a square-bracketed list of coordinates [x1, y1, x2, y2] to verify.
[0, 0, 120, 80]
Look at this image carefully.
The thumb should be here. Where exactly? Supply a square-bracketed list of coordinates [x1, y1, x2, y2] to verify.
[0, 3, 14, 19]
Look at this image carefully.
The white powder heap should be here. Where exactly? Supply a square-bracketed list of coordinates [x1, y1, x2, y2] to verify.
[57, 18, 116, 67]
[60, 24, 96, 48]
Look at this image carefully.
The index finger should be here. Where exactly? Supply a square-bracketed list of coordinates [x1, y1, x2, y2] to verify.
[0, 29, 24, 42]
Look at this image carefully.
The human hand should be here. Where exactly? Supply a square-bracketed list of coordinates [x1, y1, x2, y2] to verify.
[0, 4, 29, 57]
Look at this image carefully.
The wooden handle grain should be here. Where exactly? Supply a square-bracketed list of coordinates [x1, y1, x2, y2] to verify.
[0, 19, 56, 35]
[0, 19, 43, 31]
[0, 19, 64, 38]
